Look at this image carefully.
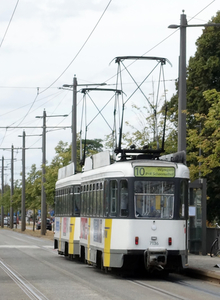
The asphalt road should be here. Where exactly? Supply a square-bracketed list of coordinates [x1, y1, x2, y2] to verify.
[0, 229, 220, 300]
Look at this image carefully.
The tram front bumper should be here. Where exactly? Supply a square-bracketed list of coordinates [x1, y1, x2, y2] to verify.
[144, 247, 168, 270]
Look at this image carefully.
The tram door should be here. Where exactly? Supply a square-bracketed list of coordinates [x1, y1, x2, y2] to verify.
[188, 179, 207, 255]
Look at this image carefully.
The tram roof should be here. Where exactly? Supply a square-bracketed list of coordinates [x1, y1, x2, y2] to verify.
[81, 159, 189, 181]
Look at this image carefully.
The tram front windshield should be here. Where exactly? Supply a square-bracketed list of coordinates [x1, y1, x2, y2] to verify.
[134, 180, 174, 219]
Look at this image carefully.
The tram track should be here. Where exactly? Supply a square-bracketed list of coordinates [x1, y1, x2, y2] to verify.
[0, 259, 49, 300]
[129, 279, 188, 300]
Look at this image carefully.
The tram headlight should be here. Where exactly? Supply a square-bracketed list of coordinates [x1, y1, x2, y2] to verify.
[168, 237, 172, 246]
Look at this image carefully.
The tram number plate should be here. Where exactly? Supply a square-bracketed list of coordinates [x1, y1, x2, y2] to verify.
[134, 166, 175, 177]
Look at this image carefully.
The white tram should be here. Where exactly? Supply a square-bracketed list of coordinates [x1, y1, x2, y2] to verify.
[54, 150, 189, 273]
[54, 163, 81, 258]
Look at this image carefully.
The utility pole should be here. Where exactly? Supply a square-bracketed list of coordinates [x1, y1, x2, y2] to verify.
[62, 76, 106, 169]
[1, 156, 4, 228]
[21, 131, 26, 231]
[72, 76, 77, 165]
[178, 13, 187, 152]
[41, 109, 46, 235]
[36, 110, 68, 235]
[9, 145, 14, 229]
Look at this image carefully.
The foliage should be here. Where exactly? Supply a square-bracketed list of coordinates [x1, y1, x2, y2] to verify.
[164, 11, 220, 223]
[0, 137, 103, 218]
[187, 90, 220, 178]
[187, 89, 220, 222]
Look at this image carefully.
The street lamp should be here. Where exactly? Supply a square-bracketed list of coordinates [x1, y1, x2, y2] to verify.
[168, 11, 220, 154]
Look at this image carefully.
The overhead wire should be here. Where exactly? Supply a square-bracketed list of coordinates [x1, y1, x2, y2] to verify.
[39, 0, 113, 94]
[0, 0, 113, 151]
[0, 0, 20, 49]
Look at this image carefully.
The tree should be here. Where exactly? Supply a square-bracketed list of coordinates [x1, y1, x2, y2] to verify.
[25, 164, 41, 212]
[164, 11, 220, 223]
[187, 89, 220, 222]
[166, 11, 220, 129]
[187, 12, 220, 121]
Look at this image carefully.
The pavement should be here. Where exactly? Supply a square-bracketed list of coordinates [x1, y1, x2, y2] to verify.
[184, 253, 220, 283]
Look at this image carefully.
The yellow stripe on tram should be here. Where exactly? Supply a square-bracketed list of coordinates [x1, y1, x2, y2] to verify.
[104, 219, 112, 267]
[69, 217, 75, 254]
[58, 217, 62, 252]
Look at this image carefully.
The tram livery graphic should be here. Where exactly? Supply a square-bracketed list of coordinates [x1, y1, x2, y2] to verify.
[54, 150, 189, 272]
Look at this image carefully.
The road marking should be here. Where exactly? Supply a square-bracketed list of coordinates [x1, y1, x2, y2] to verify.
[42, 245, 54, 249]
[0, 245, 40, 248]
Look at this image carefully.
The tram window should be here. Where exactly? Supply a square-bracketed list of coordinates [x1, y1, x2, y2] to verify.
[81, 186, 85, 216]
[93, 185, 97, 216]
[120, 180, 128, 217]
[86, 185, 90, 215]
[89, 184, 92, 216]
[97, 183, 100, 216]
[110, 180, 118, 217]
[100, 182, 103, 217]
[134, 180, 174, 219]
[179, 180, 187, 218]
[104, 181, 109, 217]
[74, 186, 80, 215]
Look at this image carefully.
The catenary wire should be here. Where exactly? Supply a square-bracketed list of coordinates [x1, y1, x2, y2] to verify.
[39, 0, 113, 95]
[0, 0, 20, 49]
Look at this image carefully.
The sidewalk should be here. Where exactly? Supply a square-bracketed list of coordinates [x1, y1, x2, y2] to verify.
[185, 253, 220, 283]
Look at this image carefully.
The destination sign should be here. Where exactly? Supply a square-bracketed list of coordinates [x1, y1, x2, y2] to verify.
[134, 166, 175, 177]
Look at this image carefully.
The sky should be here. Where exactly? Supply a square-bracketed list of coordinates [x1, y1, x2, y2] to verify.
[0, 0, 219, 183]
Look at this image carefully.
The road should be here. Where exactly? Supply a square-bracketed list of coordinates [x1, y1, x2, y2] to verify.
[0, 229, 220, 300]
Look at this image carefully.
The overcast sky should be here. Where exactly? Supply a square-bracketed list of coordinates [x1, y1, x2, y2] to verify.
[0, 0, 219, 182]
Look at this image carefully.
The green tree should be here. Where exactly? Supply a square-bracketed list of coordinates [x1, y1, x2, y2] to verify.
[187, 12, 220, 120]
[26, 164, 41, 213]
[187, 89, 220, 222]
[166, 11, 220, 129]
[165, 11, 220, 223]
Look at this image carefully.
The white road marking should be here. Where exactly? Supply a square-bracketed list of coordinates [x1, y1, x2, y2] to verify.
[0, 245, 39, 248]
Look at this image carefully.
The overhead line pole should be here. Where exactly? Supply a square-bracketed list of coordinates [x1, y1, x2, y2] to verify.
[62, 76, 106, 170]
[1, 157, 4, 228]
[10, 145, 14, 229]
[36, 110, 68, 235]
[21, 131, 26, 231]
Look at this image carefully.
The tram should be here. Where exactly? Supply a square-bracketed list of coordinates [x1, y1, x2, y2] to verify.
[54, 163, 81, 258]
[54, 55, 189, 273]
[54, 150, 189, 273]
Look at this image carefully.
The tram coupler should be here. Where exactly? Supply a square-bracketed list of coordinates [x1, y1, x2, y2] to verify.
[144, 248, 168, 271]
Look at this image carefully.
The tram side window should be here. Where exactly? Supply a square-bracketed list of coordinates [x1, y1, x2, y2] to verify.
[55, 190, 58, 216]
[81, 186, 85, 216]
[86, 185, 90, 215]
[104, 180, 109, 217]
[110, 180, 118, 217]
[57, 190, 61, 216]
[120, 180, 128, 217]
[74, 186, 80, 215]
[89, 184, 92, 216]
[100, 182, 103, 217]
[179, 179, 187, 218]
[93, 183, 96, 216]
